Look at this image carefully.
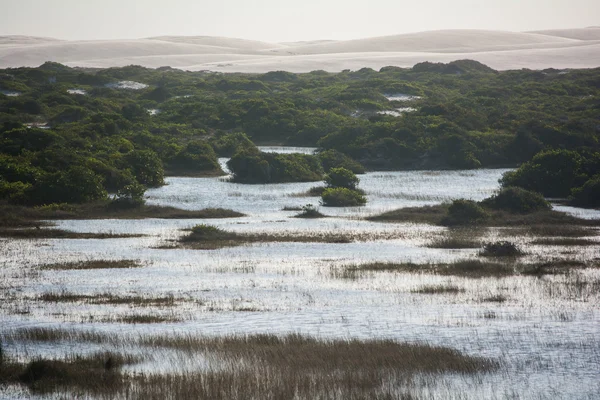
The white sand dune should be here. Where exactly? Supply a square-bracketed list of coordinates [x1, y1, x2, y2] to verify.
[1, 28, 599, 72]
[528, 27, 600, 41]
[149, 35, 286, 50]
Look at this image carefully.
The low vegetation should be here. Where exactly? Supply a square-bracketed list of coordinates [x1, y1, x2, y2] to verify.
[293, 204, 326, 218]
[479, 241, 524, 257]
[369, 189, 599, 231]
[321, 168, 367, 207]
[0, 351, 137, 395]
[40, 259, 142, 270]
[227, 148, 323, 183]
[333, 259, 599, 279]
[176, 224, 408, 249]
[0, 331, 496, 399]
[0, 228, 144, 239]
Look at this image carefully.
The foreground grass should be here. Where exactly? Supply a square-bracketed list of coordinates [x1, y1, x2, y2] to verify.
[0, 203, 244, 228]
[1, 330, 496, 399]
[0, 351, 136, 395]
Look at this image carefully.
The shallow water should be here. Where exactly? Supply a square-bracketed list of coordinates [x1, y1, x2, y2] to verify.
[1, 149, 599, 399]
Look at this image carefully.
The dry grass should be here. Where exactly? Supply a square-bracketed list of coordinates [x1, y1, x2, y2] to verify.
[40, 259, 142, 270]
[0, 330, 496, 399]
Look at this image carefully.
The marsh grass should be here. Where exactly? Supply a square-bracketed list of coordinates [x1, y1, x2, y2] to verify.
[368, 204, 598, 233]
[334, 259, 598, 279]
[0, 228, 145, 239]
[412, 285, 465, 294]
[530, 238, 598, 246]
[290, 186, 326, 197]
[0, 203, 244, 227]
[0, 351, 136, 395]
[426, 237, 481, 249]
[41, 259, 142, 270]
[108, 315, 180, 324]
[1, 330, 496, 399]
[176, 224, 404, 249]
[37, 292, 178, 307]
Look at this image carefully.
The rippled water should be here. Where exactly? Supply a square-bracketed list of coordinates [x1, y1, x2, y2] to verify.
[1, 149, 599, 399]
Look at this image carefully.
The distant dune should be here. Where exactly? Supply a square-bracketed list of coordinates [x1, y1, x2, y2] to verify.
[1, 28, 599, 72]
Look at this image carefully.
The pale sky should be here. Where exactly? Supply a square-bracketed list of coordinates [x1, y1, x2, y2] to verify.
[1, 0, 598, 42]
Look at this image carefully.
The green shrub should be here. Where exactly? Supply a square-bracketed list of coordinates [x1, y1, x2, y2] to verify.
[227, 150, 323, 183]
[321, 188, 366, 207]
[482, 187, 550, 213]
[500, 150, 586, 197]
[25, 166, 107, 205]
[318, 150, 365, 174]
[442, 199, 488, 225]
[108, 183, 146, 209]
[480, 241, 523, 257]
[295, 204, 325, 218]
[570, 176, 600, 208]
[325, 167, 359, 190]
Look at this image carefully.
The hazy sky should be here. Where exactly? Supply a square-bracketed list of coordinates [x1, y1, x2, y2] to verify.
[1, 0, 598, 42]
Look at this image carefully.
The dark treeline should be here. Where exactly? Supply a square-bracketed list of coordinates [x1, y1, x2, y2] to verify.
[1, 60, 599, 206]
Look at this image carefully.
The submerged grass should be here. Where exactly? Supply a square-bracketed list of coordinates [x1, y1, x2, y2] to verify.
[41, 259, 142, 270]
[530, 238, 598, 246]
[412, 285, 465, 294]
[335, 259, 599, 279]
[37, 292, 178, 307]
[1, 329, 496, 399]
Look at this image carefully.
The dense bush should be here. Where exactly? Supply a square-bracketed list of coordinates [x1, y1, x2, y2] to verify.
[318, 150, 365, 174]
[321, 188, 367, 207]
[2, 62, 600, 206]
[570, 176, 600, 208]
[482, 187, 550, 213]
[124, 150, 164, 187]
[500, 150, 586, 197]
[108, 182, 146, 209]
[209, 132, 255, 157]
[227, 150, 323, 183]
[26, 166, 107, 205]
[168, 141, 221, 174]
[325, 167, 359, 190]
[442, 199, 488, 225]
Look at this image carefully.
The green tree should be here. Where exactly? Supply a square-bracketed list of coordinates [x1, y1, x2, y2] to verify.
[124, 150, 164, 187]
[325, 167, 359, 190]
